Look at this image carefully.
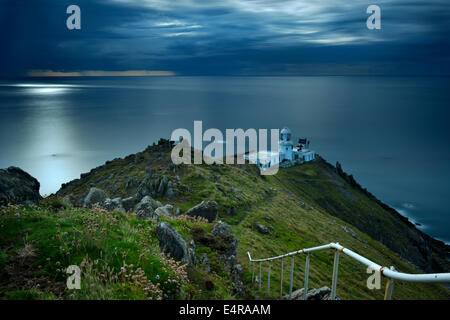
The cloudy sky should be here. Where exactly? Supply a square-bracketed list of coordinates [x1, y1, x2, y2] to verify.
[1, 0, 449, 77]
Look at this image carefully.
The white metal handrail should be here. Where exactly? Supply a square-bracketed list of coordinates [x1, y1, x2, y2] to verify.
[247, 242, 450, 300]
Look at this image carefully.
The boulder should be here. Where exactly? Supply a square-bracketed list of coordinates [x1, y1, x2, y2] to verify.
[212, 220, 233, 237]
[212, 221, 239, 272]
[0, 167, 42, 205]
[155, 204, 174, 217]
[255, 223, 270, 234]
[136, 176, 175, 200]
[121, 196, 136, 212]
[135, 177, 156, 202]
[135, 195, 161, 211]
[134, 196, 159, 221]
[185, 200, 218, 222]
[102, 197, 125, 213]
[165, 186, 178, 200]
[155, 222, 194, 265]
[157, 176, 168, 195]
[84, 187, 108, 207]
[232, 264, 245, 295]
[284, 286, 336, 300]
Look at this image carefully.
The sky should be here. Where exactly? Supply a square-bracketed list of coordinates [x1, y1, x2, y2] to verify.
[0, 0, 449, 77]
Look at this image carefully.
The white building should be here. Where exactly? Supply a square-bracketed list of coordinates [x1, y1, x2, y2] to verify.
[245, 127, 315, 169]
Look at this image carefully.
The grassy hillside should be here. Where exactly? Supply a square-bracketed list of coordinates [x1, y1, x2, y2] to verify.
[1, 139, 448, 300]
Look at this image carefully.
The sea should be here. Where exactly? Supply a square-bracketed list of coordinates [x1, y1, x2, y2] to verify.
[1, 76, 449, 243]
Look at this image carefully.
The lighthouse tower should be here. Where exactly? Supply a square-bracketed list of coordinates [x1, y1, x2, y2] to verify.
[279, 127, 294, 162]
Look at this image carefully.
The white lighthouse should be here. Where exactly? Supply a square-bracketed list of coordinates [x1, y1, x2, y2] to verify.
[279, 127, 294, 162]
[244, 126, 315, 170]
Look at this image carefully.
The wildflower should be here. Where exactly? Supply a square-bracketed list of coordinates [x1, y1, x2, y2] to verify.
[155, 275, 160, 280]
[14, 213, 20, 217]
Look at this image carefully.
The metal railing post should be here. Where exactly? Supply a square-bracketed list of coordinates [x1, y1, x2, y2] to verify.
[259, 262, 262, 290]
[384, 267, 395, 300]
[252, 261, 255, 283]
[267, 262, 271, 296]
[280, 258, 284, 298]
[331, 250, 340, 300]
[289, 255, 295, 299]
[304, 253, 310, 300]
[252, 262, 255, 283]
[247, 242, 450, 300]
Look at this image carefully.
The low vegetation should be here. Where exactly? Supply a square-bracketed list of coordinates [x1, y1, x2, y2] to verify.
[1, 141, 448, 300]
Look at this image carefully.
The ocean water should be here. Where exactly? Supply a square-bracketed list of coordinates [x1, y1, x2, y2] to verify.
[1, 76, 449, 243]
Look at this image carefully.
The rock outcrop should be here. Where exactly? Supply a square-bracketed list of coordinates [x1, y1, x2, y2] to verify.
[209, 221, 243, 294]
[102, 197, 125, 213]
[254, 223, 271, 234]
[212, 220, 233, 237]
[155, 204, 174, 217]
[0, 167, 41, 205]
[134, 196, 159, 221]
[284, 286, 338, 300]
[121, 196, 136, 212]
[84, 187, 108, 207]
[155, 222, 194, 265]
[185, 200, 218, 222]
[136, 175, 178, 201]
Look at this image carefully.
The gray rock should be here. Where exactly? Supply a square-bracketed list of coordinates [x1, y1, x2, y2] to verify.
[255, 223, 270, 234]
[212, 221, 233, 237]
[102, 197, 125, 213]
[125, 178, 138, 190]
[135, 195, 162, 211]
[0, 167, 42, 205]
[232, 264, 245, 295]
[155, 204, 174, 217]
[61, 194, 75, 206]
[135, 196, 159, 221]
[166, 187, 178, 199]
[135, 177, 156, 202]
[185, 200, 219, 222]
[136, 175, 175, 200]
[84, 187, 108, 207]
[198, 253, 210, 273]
[285, 286, 336, 300]
[342, 225, 358, 238]
[122, 197, 136, 212]
[157, 176, 168, 195]
[155, 222, 194, 265]
[188, 239, 196, 265]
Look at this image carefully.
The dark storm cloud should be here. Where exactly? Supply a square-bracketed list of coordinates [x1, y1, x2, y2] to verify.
[0, 0, 449, 76]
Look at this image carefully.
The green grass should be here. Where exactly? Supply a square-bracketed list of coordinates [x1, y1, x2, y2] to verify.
[0, 202, 232, 300]
[39, 144, 450, 300]
[2, 289, 55, 300]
